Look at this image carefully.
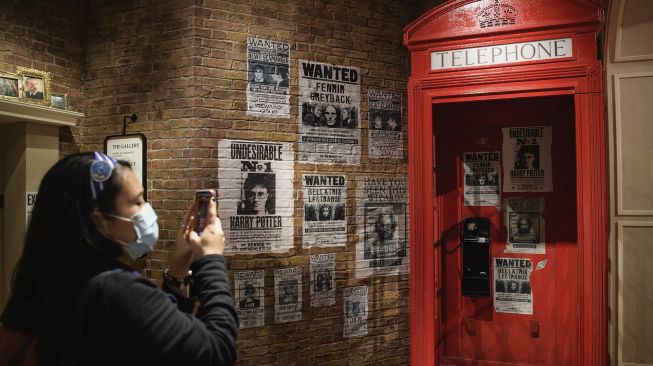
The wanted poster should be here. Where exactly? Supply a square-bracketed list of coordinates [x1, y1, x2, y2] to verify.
[310, 253, 336, 307]
[355, 176, 409, 278]
[502, 126, 553, 192]
[494, 257, 533, 315]
[218, 140, 294, 254]
[368, 90, 403, 159]
[463, 151, 501, 206]
[298, 60, 361, 164]
[343, 286, 368, 338]
[274, 267, 302, 323]
[246, 37, 290, 118]
[504, 196, 545, 254]
[234, 270, 265, 328]
[303, 174, 347, 248]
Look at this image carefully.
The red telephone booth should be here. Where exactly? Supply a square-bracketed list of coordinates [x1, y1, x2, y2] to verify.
[403, 1, 606, 365]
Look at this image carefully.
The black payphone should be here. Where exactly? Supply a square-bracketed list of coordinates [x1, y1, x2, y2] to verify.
[461, 217, 491, 297]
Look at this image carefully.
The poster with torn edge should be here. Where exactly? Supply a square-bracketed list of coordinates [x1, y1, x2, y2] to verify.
[504, 196, 545, 254]
[343, 286, 368, 338]
[494, 257, 533, 315]
[502, 126, 552, 192]
[298, 60, 361, 164]
[368, 89, 403, 159]
[355, 176, 409, 278]
[234, 270, 265, 328]
[218, 140, 294, 254]
[310, 253, 336, 307]
[274, 266, 302, 323]
[463, 151, 501, 206]
[246, 37, 290, 118]
[303, 174, 347, 248]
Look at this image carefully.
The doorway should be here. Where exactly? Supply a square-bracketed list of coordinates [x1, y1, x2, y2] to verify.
[434, 95, 578, 365]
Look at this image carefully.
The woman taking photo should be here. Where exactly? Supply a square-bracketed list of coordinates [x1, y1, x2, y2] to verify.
[1, 152, 238, 365]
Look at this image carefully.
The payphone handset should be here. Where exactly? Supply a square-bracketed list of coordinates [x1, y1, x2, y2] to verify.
[461, 217, 491, 297]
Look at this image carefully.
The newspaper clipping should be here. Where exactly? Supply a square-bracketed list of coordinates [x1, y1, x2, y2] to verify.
[218, 140, 294, 254]
[463, 151, 501, 206]
[298, 60, 361, 164]
[310, 253, 336, 307]
[234, 270, 265, 328]
[356, 176, 409, 278]
[274, 266, 302, 323]
[368, 90, 403, 159]
[494, 257, 533, 315]
[246, 37, 290, 118]
[502, 126, 553, 192]
[504, 196, 545, 254]
[343, 286, 369, 338]
[303, 174, 347, 248]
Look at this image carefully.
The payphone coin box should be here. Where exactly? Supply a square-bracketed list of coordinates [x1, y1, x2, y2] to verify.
[462, 217, 491, 297]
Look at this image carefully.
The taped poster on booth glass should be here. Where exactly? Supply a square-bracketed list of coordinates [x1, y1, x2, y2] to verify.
[310, 253, 336, 307]
[463, 151, 501, 206]
[274, 266, 302, 323]
[234, 270, 265, 328]
[494, 257, 533, 315]
[246, 37, 290, 118]
[218, 140, 294, 254]
[355, 176, 409, 278]
[343, 286, 368, 338]
[298, 60, 361, 164]
[504, 196, 545, 254]
[502, 126, 552, 192]
[303, 174, 347, 248]
[368, 90, 403, 159]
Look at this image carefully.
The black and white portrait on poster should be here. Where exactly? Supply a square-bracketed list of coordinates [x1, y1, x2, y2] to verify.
[356, 176, 409, 278]
[303, 174, 347, 248]
[494, 257, 533, 315]
[310, 253, 336, 307]
[343, 286, 368, 338]
[504, 196, 545, 254]
[298, 60, 361, 164]
[368, 90, 403, 159]
[463, 151, 501, 206]
[234, 270, 265, 328]
[502, 126, 552, 192]
[246, 38, 290, 118]
[218, 140, 294, 254]
[274, 267, 302, 323]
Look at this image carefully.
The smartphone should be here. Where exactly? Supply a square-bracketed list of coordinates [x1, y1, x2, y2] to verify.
[195, 189, 216, 234]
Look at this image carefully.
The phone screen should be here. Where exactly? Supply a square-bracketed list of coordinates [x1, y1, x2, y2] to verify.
[195, 190, 215, 234]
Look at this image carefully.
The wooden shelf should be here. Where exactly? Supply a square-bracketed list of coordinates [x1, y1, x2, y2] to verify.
[0, 98, 83, 126]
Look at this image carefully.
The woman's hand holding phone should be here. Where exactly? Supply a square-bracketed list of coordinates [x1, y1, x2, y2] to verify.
[186, 195, 225, 257]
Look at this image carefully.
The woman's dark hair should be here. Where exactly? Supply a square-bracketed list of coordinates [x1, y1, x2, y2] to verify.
[11, 152, 131, 298]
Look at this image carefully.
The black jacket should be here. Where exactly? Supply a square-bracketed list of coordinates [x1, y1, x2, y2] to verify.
[1, 255, 238, 366]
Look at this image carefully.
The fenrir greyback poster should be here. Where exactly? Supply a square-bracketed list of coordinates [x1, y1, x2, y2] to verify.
[298, 60, 361, 164]
[218, 140, 294, 254]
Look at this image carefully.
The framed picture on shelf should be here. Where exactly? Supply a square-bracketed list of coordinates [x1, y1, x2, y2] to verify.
[51, 93, 67, 109]
[16, 67, 51, 106]
[0, 72, 21, 99]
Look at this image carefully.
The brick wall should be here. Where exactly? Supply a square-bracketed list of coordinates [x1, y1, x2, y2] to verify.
[0, 0, 84, 154]
[5, 0, 445, 364]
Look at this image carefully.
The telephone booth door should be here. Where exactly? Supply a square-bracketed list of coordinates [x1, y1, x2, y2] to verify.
[436, 95, 578, 365]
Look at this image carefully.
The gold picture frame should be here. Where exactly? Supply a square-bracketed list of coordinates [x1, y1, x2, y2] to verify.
[0, 71, 22, 100]
[16, 66, 51, 106]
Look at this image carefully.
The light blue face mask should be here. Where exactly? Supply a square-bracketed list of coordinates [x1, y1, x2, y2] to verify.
[105, 203, 159, 259]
